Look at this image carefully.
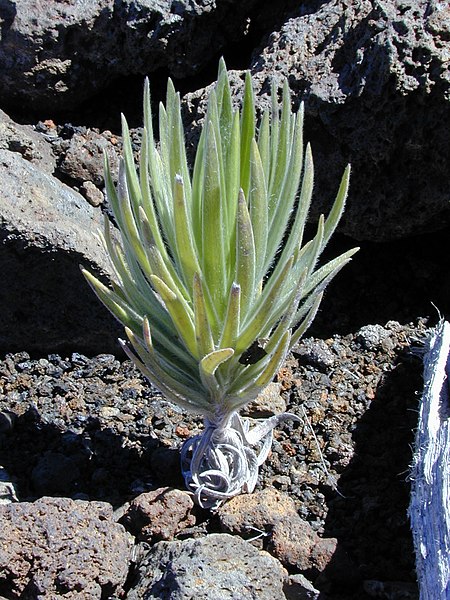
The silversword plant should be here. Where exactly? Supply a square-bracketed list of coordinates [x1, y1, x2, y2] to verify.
[83, 60, 358, 508]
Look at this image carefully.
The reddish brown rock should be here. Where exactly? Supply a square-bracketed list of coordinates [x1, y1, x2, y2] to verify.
[120, 487, 196, 543]
[0, 497, 132, 599]
[270, 517, 337, 573]
[218, 488, 354, 582]
[59, 129, 119, 187]
[218, 488, 299, 533]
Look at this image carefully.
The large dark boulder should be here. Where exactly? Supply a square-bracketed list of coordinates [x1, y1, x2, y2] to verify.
[0, 0, 258, 112]
[184, 0, 450, 241]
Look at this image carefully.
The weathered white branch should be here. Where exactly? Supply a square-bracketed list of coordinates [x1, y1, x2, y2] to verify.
[409, 320, 450, 599]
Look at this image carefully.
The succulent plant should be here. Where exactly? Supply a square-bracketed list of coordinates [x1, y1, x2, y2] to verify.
[82, 60, 358, 508]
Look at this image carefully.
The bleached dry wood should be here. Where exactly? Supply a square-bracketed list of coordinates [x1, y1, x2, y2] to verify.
[409, 320, 450, 600]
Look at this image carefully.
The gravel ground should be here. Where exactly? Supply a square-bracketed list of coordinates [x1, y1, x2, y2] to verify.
[0, 318, 429, 599]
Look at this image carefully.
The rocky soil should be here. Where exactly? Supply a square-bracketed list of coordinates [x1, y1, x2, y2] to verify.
[0, 318, 432, 599]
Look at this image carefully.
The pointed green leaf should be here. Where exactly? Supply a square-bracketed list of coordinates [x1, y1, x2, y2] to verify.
[323, 164, 351, 247]
[199, 348, 234, 395]
[200, 348, 235, 376]
[82, 268, 142, 334]
[139, 129, 169, 260]
[257, 108, 270, 178]
[121, 333, 209, 413]
[173, 174, 201, 290]
[290, 291, 323, 348]
[248, 139, 268, 282]
[267, 79, 292, 220]
[235, 189, 256, 319]
[236, 256, 295, 354]
[230, 330, 291, 398]
[224, 111, 240, 269]
[121, 114, 142, 218]
[193, 273, 214, 357]
[201, 121, 227, 312]
[240, 71, 255, 199]
[150, 274, 197, 358]
[219, 282, 241, 350]
[166, 79, 191, 202]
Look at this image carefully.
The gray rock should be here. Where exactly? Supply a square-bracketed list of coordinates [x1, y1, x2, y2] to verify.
[0, 497, 132, 598]
[0, 0, 258, 111]
[184, 0, 450, 241]
[284, 574, 320, 600]
[128, 533, 288, 600]
[0, 149, 122, 355]
[292, 338, 336, 370]
[242, 381, 287, 417]
[356, 324, 394, 351]
[0, 109, 56, 174]
[81, 180, 105, 207]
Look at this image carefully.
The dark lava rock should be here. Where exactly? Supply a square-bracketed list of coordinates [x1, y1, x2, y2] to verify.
[0, 0, 259, 112]
[218, 489, 358, 587]
[31, 451, 81, 496]
[0, 109, 56, 174]
[0, 496, 132, 599]
[252, 0, 450, 241]
[58, 128, 119, 188]
[183, 0, 450, 241]
[127, 533, 288, 600]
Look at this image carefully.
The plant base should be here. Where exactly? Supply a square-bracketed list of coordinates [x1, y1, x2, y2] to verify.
[180, 411, 300, 509]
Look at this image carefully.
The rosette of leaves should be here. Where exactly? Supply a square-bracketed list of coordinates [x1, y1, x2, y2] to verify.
[82, 60, 358, 509]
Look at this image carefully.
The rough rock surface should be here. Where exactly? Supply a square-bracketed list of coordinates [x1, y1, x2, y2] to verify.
[217, 489, 356, 585]
[0, 0, 258, 111]
[0, 149, 121, 355]
[184, 0, 450, 241]
[0, 466, 18, 504]
[127, 533, 288, 600]
[284, 574, 320, 600]
[0, 496, 132, 599]
[58, 127, 120, 188]
[0, 109, 56, 174]
[120, 487, 196, 543]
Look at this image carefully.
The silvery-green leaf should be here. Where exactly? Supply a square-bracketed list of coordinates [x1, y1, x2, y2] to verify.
[201, 121, 227, 313]
[173, 175, 201, 290]
[249, 139, 268, 283]
[240, 71, 255, 199]
[149, 274, 198, 358]
[199, 348, 234, 396]
[193, 273, 214, 357]
[235, 189, 256, 319]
